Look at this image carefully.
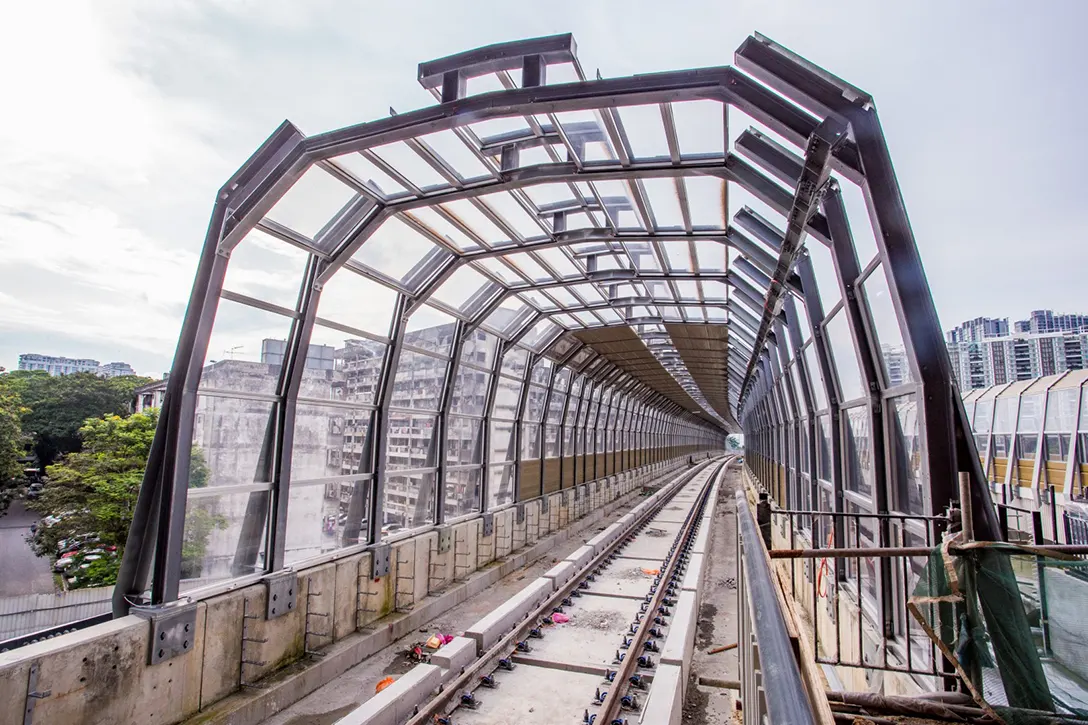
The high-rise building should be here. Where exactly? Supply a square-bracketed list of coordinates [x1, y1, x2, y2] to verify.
[946, 316, 1009, 344]
[946, 310, 1088, 390]
[17, 353, 136, 377]
[1014, 310, 1088, 335]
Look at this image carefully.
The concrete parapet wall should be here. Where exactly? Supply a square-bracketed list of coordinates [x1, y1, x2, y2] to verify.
[0, 456, 695, 725]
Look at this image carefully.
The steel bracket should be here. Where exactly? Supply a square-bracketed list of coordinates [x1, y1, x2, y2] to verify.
[265, 571, 297, 620]
[481, 512, 494, 537]
[372, 543, 392, 578]
[131, 602, 198, 665]
[23, 661, 50, 725]
[437, 526, 452, 553]
[516, 503, 525, 524]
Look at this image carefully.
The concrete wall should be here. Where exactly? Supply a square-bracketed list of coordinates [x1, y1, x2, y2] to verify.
[0, 456, 703, 725]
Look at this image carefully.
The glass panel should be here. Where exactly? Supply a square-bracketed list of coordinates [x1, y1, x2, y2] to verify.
[844, 407, 873, 499]
[1045, 388, 1079, 432]
[391, 350, 447, 411]
[1019, 434, 1038, 461]
[451, 367, 491, 416]
[432, 265, 491, 309]
[522, 423, 541, 458]
[490, 420, 516, 464]
[545, 424, 561, 458]
[993, 398, 1016, 433]
[889, 394, 923, 514]
[488, 464, 515, 509]
[325, 336, 384, 405]
[181, 490, 268, 586]
[193, 395, 275, 488]
[547, 392, 566, 424]
[826, 310, 865, 402]
[445, 468, 482, 519]
[316, 269, 398, 336]
[492, 375, 522, 418]
[525, 384, 548, 422]
[404, 306, 456, 356]
[805, 239, 841, 311]
[386, 412, 437, 470]
[1018, 394, 1043, 431]
[383, 471, 437, 533]
[861, 264, 913, 387]
[1081, 386, 1088, 430]
[446, 415, 482, 466]
[501, 346, 529, 378]
[283, 480, 365, 564]
[804, 342, 829, 411]
[267, 165, 357, 238]
[462, 330, 500, 369]
[222, 229, 309, 309]
[351, 216, 436, 282]
[291, 404, 370, 481]
[201, 298, 294, 394]
[1044, 434, 1071, 462]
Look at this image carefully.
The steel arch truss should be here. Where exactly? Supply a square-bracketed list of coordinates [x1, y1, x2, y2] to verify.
[115, 32, 996, 617]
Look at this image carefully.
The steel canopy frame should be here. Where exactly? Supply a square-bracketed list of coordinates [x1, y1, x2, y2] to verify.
[112, 36, 1008, 696]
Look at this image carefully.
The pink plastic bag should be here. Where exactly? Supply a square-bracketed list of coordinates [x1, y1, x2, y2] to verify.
[551, 612, 570, 624]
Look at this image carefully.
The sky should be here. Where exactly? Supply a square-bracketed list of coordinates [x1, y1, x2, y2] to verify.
[1, 0, 1085, 377]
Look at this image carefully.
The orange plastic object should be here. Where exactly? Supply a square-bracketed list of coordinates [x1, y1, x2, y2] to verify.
[375, 676, 395, 693]
[640, 568, 660, 576]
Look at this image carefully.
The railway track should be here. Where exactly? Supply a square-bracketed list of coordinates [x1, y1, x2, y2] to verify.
[338, 456, 735, 725]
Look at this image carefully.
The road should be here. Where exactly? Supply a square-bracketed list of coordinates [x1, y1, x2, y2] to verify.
[0, 501, 56, 596]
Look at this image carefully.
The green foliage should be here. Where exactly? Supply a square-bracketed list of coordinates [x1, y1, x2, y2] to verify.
[71, 557, 121, 590]
[726, 435, 743, 451]
[0, 375, 29, 488]
[29, 408, 223, 584]
[4, 370, 154, 467]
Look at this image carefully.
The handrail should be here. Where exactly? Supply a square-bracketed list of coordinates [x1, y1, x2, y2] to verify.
[736, 489, 818, 725]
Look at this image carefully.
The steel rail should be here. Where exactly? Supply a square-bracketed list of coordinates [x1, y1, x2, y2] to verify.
[403, 456, 728, 725]
[597, 456, 732, 724]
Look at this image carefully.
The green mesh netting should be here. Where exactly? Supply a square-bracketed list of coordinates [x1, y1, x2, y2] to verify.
[909, 540, 1088, 724]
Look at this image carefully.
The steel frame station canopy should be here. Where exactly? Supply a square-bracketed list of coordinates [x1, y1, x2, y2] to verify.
[114, 31, 1000, 617]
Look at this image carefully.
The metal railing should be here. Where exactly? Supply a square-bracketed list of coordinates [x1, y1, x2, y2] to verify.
[736, 490, 820, 725]
[769, 507, 950, 682]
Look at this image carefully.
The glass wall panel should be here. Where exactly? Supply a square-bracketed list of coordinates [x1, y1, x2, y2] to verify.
[804, 343, 829, 411]
[492, 375, 522, 418]
[284, 479, 370, 565]
[525, 384, 548, 422]
[844, 407, 874, 500]
[383, 471, 436, 532]
[490, 420, 516, 464]
[501, 346, 529, 377]
[316, 269, 398, 336]
[222, 230, 309, 309]
[193, 395, 276, 488]
[391, 350, 446, 410]
[386, 412, 437, 470]
[488, 464, 515, 509]
[545, 424, 561, 458]
[201, 299, 294, 394]
[291, 404, 370, 481]
[522, 423, 541, 458]
[861, 264, 914, 387]
[182, 489, 268, 587]
[451, 366, 490, 416]
[446, 415, 482, 466]
[889, 394, 923, 514]
[318, 334, 385, 405]
[462, 329, 500, 368]
[445, 468, 482, 519]
[1018, 393, 1043, 461]
[826, 309, 865, 402]
[992, 397, 1015, 458]
[973, 399, 993, 453]
[404, 306, 456, 356]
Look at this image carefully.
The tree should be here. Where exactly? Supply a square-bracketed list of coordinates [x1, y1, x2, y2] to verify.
[29, 408, 223, 585]
[0, 377, 29, 515]
[726, 435, 743, 451]
[5, 370, 154, 467]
